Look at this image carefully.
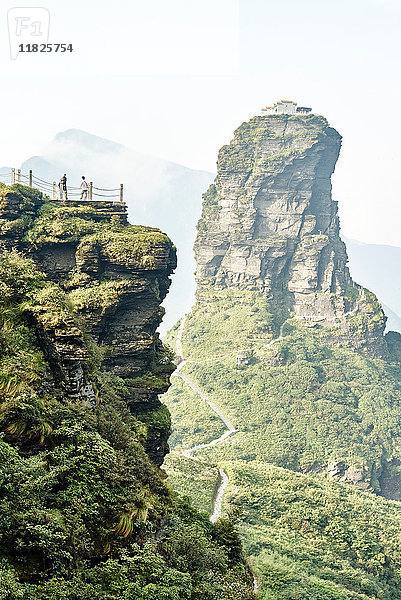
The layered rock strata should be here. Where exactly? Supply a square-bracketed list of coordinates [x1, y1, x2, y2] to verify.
[0, 186, 176, 464]
[195, 114, 387, 357]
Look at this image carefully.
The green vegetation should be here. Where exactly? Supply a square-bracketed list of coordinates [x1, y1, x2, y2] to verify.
[25, 202, 99, 244]
[69, 280, 131, 314]
[0, 182, 43, 211]
[168, 456, 401, 599]
[0, 215, 32, 236]
[127, 373, 171, 393]
[163, 452, 219, 514]
[15, 191, 174, 272]
[164, 375, 226, 449]
[0, 183, 44, 236]
[0, 186, 253, 599]
[172, 289, 277, 358]
[136, 404, 172, 433]
[163, 287, 401, 598]
[0, 413, 254, 600]
[228, 461, 401, 600]
[76, 226, 173, 270]
[170, 290, 401, 478]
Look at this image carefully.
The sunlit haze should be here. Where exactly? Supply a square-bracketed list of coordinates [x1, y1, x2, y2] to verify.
[1, 0, 400, 245]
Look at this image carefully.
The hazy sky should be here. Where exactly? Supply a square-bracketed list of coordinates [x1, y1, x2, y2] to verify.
[1, 0, 401, 246]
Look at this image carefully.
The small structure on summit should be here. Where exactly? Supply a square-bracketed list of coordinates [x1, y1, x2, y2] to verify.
[262, 100, 312, 115]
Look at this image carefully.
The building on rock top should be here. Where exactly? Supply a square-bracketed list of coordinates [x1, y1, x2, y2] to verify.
[262, 100, 312, 115]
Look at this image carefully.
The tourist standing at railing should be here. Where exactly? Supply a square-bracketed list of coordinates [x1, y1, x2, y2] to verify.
[59, 174, 68, 201]
[80, 176, 89, 200]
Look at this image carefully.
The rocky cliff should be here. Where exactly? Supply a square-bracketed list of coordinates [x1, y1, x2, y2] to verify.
[160, 112, 401, 599]
[0, 184, 176, 465]
[195, 114, 386, 357]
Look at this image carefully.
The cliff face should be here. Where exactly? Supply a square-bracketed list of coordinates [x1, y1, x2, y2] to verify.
[195, 114, 386, 357]
[0, 186, 176, 465]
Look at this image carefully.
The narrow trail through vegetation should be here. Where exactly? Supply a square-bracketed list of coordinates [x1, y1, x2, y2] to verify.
[172, 315, 290, 522]
[173, 310, 374, 594]
[171, 306, 359, 523]
[173, 315, 237, 522]
[172, 314, 291, 593]
[169, 292, 363, 595]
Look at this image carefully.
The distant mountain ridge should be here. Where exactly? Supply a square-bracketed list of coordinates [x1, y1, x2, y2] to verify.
[344, 237, 401, 332]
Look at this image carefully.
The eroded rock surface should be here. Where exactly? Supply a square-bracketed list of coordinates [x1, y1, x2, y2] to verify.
[195, 114, 386, 357]
[189, 113, 401, 497]
[0, 189, 176, 465]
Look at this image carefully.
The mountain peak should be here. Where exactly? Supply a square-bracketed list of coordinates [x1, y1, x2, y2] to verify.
[53, 129, 126, 154]
[194, 113, 387, 357]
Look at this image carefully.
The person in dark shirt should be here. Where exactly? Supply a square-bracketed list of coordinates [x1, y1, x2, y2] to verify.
[59, 173, 68, 201]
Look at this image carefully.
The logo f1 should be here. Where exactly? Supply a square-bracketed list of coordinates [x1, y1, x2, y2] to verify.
[7, 8, 50, 59]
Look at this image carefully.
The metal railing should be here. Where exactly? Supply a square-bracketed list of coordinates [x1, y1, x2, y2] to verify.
[0, 168, 124, 202]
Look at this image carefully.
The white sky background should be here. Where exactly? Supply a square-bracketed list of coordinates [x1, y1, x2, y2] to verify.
[0, 0, 400, 246]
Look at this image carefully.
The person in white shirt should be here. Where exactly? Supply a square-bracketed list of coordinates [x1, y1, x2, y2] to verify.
[80, 176, 89, 200]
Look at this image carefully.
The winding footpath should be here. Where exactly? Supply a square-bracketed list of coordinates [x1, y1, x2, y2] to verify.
[173, 315, 237, 522]
[172, 315, 292, 592]
[171, 304, 362, 594]
[173, 315, 290, 522]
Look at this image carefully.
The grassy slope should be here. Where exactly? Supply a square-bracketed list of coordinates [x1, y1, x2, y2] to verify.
[163, 452, 219, 514]
[163, 375, 226, 450]
[170, 289, 401, 478]
[227, 460, 401, 600]
[162, 289, 401, 599]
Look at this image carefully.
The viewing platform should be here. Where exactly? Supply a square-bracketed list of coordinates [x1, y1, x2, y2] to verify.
[0, 168, 125, 203]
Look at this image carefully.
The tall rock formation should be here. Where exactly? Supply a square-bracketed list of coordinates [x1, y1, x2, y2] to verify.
[195, 113, 387, 356]
[159, 112, 401, 599]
